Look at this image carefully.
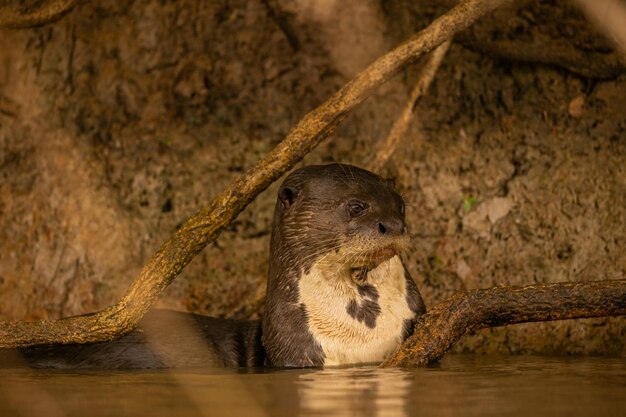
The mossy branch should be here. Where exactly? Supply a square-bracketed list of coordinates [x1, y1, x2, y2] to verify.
[382, 280, 626, 367]
[0, 0, 511, 348]
[0, 0, 80, 29]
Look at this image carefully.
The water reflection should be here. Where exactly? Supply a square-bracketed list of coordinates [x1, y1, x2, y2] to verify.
[1, 356, 625, 417]
[297, 367, 412, 417]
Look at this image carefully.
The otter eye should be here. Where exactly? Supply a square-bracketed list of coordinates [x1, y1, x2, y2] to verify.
[347, 201, 369, 217]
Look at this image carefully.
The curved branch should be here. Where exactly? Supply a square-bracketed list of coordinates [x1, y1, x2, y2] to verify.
[0, 0, 511, 349]
[382, 280, 626, 368]
[0, 0, 80, 29]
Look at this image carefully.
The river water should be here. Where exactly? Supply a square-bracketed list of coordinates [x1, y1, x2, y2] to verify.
[1, 355, 624, 417]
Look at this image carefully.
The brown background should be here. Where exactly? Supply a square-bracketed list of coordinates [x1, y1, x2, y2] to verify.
[0, 0, 624, 355]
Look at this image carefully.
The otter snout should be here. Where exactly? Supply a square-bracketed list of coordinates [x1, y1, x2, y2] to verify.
[377, 219, 406, 236]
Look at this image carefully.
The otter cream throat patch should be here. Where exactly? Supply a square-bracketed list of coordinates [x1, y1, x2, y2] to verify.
[298, 255, 414, 366]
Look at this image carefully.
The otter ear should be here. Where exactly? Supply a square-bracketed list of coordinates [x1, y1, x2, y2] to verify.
[278, 185, 299, 210]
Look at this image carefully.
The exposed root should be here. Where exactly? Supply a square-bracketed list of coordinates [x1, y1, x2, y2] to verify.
[382, 280, 626, 367]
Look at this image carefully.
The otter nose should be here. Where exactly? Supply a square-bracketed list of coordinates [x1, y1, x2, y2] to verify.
[377, 219, 406, 235]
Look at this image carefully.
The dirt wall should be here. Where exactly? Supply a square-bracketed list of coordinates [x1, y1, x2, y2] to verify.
[0, 0, 624, 355]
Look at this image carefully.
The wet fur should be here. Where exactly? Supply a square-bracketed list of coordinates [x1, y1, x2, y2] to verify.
[263, 164, 425, 367]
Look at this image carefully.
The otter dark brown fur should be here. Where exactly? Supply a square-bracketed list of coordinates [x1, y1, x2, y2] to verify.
[6, 164, 424, 369]
[263, 164, 425, 367]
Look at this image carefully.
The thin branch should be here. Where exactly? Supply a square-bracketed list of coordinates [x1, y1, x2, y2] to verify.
[0, 0, 511, 349]
[0, 0, 80, 29]
[368, 40, 451, 173]
[382, 280, 626, 367]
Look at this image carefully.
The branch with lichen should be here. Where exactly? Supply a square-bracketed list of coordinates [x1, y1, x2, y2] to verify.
[0, 0, 512, 349]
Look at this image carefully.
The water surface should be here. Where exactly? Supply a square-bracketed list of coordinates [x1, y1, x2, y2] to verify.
[1, 355, 624, 417]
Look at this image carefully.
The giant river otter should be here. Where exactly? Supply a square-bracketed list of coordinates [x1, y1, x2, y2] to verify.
[13, 164, 425, 368]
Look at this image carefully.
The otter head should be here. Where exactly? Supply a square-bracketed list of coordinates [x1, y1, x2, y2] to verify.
[270, 163, 409, 278]
[263, 164, 420, 367]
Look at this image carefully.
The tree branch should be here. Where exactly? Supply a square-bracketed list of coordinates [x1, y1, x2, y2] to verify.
[368, 40, 451, 173]
[0, 0, 511, 348]
[382, 280, 626, 368]
[0, 0, 80, 29]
